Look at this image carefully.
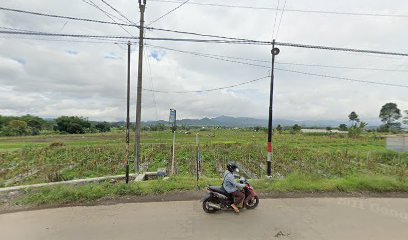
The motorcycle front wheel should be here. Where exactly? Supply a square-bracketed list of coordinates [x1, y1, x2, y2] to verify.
[245, 196, 259, 209]
[202, 198, 219, 213]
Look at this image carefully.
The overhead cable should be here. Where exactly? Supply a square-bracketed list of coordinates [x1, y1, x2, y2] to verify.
[1, 27, 408, 57]
[0, 6, 137, 28]
[100, 0, 135, 24]
[149, 0, 408, 18]
[275, 0, 287, 40]
[276, 68, 408, 88]
[146, 44, 408, 72]
[275, 41, 408, 57]
[81, 0, 135, 36]
[143, 76, 270, 93]
[147, 0, 190, 26]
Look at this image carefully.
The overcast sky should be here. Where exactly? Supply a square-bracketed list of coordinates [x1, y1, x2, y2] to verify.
[1, 0, 408, 122]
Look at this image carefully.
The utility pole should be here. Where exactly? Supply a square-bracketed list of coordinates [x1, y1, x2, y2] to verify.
[267, 39, 280, 177]
[134, 0, 146, 174]
[169, 109, 177, 175]
[125, 41, 131, 183]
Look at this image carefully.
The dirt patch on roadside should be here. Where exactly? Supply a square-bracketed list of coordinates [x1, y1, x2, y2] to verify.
[1, 190, 408, 215]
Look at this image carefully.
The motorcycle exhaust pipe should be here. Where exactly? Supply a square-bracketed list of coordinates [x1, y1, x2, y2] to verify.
[207, 202, 221, 210]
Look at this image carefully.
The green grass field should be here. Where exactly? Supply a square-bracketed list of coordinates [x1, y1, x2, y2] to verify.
[1, 129, 407, 188]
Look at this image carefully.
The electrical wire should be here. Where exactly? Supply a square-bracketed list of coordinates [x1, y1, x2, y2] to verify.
[275, 41, 408, 57]
[144, 33, 160, 120]
[3, 5, 408, 58]
[147, 0, 190, 26]
[0, 6, 137, 28]
[100, 0, 135, 24]
[145, 43, 268, 67]
[149, 0, 408, 18]
[275, 0, 287, 40]
[271, 0, 280, 40]
[145, 44, 408, 73]
[142, 75, 270, 93]
[81, 0, 135, 36]
[276, 67, 408, 88]
[81, 0, 126, 23]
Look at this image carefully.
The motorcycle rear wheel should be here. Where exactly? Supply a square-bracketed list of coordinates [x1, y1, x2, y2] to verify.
[202, 199, 219, 213]
[245, 196, 259, 209]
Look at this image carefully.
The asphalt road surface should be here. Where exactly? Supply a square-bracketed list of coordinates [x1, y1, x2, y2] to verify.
[1, 198, 407, 240]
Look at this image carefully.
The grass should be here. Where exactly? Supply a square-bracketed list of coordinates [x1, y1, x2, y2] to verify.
[13, 174, 408, 206]
[1, 130, 407, 187]
[1, 129, 406, 208]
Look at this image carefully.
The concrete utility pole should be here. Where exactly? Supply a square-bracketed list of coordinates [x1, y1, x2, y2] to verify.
[125, 41, 131, 183]
[267, 39, 280, 177]
[134, 0, 146, 174]
[169, 109, 177, 175]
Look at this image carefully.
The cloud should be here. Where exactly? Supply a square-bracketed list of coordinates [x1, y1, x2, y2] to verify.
[1, 0, 408, 122]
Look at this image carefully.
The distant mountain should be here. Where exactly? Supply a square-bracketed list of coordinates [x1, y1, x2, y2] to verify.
[139, 116, 382, 128]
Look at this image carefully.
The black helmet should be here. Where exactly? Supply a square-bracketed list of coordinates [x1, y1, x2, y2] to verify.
[227, 161, 238, 173]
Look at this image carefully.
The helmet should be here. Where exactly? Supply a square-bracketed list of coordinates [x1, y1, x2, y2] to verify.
[227, 161, 238, 173]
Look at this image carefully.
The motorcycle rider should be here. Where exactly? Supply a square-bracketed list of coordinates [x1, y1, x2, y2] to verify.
[223, 162, 246, 213]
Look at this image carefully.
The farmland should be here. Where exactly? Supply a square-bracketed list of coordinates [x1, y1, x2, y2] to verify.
[1, 129, 407, 188]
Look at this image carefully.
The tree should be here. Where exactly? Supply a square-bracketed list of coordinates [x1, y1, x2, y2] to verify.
[338, 124, 348, 131]
[379, 103, 402, 132]
[403, 110, 408, 125]
[95, 122, 111, 132]
[276, 124, 283, 134]
[55, 116, 91, 134]
[348, 111, 360, 125]
[5, 120, 30, 136]
[348, 122, 367, 138]
[290, 124, 302, 134]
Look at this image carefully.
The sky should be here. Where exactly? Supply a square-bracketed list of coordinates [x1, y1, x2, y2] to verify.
[0, 0, 408, 123]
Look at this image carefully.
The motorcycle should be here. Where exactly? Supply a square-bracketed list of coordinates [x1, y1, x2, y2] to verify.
[201, 177, 259, 213]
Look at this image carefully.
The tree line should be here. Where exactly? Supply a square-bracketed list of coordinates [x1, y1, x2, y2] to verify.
[274, 102, 408, 137]
[0, 102, 407, 137]
[342, 102, 408, 136]
[0, 115, 111, 136]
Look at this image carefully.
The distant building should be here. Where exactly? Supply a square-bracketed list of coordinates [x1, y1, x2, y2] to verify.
[386, 135, 408, 152]
[301, 129, 347, 134]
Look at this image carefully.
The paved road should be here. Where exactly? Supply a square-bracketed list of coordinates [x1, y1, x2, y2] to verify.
[1, 198, 407, 240]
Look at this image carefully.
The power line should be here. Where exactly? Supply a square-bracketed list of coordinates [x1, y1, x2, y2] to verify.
[0, 6, 138, 28]
[1, 21, 408, 57]
[143, 75, 269, 93]
[81, 0, 127, 23]
[0, 30, 134, 40]
[149, 0, 408, 18]
[271, 0, 280, 40]
[276, 61, 408, 73]
[81, 0, 135, 36]
[145, 43, 269, 68]
[276, 67, 408, 88]
[147, 0, 190, 26]
[146, 44, 408, 73]
[0, 35, 125, 44]
[275, 41, 408, 57]
[0, 7, 267, 43]
[3, 6, 408, 58]
[144, 31, 160, 121]
[99, 0, 135, 24]
[275, 0, 287, 40]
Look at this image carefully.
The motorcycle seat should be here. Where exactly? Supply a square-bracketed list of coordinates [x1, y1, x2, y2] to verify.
[208, 186, 230, 196]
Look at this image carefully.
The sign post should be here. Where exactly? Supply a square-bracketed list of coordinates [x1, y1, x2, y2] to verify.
[169, 109, 177, 175]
